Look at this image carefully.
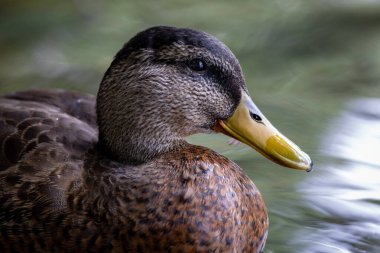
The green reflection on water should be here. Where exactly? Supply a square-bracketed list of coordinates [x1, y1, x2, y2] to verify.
[1, 1, 380, 252]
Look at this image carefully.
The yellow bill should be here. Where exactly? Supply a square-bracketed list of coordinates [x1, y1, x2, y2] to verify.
[214, 91, 313, 171]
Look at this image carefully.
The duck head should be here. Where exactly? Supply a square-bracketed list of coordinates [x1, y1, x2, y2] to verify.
[97, 26, 312, 171]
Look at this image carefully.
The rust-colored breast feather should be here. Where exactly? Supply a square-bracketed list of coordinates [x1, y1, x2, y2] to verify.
[0, 90, 268, 253]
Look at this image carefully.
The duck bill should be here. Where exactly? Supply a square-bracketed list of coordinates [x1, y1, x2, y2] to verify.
[214, 92, 313, 171]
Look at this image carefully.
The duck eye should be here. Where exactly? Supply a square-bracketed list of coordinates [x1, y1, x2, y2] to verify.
[189, 59, 206, 71]
[250, 112, 262, 122]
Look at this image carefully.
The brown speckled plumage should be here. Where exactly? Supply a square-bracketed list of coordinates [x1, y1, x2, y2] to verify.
[0, 26, 268, 252]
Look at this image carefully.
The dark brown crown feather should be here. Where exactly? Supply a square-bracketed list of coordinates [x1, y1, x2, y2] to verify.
[113, 26, 238, 66]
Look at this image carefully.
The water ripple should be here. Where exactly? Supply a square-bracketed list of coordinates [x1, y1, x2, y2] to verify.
[296, 98, 380, 253]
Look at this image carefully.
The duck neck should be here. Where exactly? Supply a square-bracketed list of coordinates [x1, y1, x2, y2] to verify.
[97, 131, 188, 164]
[96, 81, 189, 164]
[96, 62, 192, 164]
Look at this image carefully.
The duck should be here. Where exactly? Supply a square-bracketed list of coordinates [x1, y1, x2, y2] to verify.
[0, 26, 312, 253]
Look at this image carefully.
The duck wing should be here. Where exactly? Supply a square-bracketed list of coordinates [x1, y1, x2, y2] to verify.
[0, 89, 97, 169]
[4, 89, 97, 126]
[0, 89, 98, 246]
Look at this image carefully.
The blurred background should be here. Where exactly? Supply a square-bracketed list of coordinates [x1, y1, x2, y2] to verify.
[1, 1, 380, 252]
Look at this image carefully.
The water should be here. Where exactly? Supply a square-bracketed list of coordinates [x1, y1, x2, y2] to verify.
[295, 99, 380, 253]
[1, 1, 380, 252]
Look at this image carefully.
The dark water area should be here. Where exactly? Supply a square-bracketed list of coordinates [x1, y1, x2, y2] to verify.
[1, 1, 380, 252]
